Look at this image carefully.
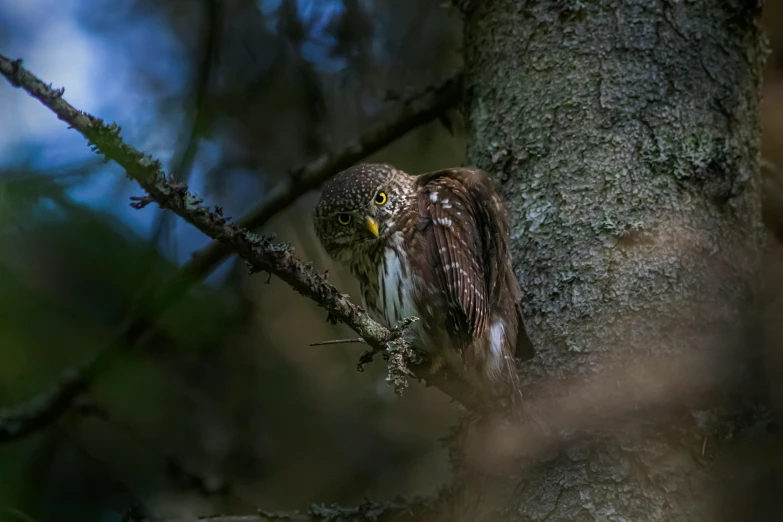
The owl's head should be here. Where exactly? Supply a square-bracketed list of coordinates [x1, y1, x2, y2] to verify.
[313, 163, 412, 262]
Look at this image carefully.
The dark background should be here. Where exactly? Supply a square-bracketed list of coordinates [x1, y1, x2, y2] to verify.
[0, 1, 780, 519]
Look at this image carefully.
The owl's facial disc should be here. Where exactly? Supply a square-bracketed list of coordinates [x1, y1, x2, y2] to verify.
[313, 163, 408, 261]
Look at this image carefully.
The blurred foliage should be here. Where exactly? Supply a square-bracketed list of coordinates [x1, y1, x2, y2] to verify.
[0, 0, 464, 520]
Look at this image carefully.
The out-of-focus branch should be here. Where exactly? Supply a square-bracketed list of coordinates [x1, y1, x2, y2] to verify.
[183, 498, 427, 522]
[151, 0, 222, 252]
[0, 343, 115, 443]
[74, 402, 244, 502]
[0, 53, 470, 443]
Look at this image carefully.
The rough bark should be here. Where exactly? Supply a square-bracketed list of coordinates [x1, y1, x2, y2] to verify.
[449, 1, 772, 520]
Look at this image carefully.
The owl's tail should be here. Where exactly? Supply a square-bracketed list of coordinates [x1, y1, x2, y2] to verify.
[498, 306, 532, 410]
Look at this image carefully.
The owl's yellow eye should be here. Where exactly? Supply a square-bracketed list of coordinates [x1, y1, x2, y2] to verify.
[374, 192, 387, 205]
[337, 213, 352, 225]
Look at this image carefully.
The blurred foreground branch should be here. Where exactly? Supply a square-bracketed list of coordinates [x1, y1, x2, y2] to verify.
[185, 497, 427, 522]
[74, 402, 239, 501]
[0, 53, 469, 444]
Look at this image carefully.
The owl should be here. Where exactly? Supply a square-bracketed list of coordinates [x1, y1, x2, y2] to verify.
[313, 163, 532, 398]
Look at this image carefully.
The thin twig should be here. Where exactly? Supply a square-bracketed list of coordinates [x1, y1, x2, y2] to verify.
[310, 338, 366, 346]
[0, 53, 471, 444]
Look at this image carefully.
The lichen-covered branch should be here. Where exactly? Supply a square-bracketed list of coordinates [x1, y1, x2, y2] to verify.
[0, 53, 475, 424]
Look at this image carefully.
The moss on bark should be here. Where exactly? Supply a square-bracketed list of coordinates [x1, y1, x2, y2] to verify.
[450, 1, 772, 520]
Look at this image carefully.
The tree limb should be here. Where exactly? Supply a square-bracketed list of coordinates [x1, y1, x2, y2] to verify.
[0, 53, 471, 443]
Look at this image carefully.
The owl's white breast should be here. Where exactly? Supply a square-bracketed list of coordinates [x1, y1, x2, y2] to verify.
[372, 232, 418, 329]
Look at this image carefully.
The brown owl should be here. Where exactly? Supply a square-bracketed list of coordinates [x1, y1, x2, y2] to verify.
[313, 163, 532, 398]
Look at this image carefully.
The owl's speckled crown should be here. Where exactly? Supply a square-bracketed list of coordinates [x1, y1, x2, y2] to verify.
[314, 163, 401, 217]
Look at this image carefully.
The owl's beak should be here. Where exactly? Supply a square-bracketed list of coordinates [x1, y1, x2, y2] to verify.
[364, 216, 379, 238]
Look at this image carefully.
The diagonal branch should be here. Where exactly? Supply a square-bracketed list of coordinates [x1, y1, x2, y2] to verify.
[0, 54, 470, 443]
[192, 71, 461, 270]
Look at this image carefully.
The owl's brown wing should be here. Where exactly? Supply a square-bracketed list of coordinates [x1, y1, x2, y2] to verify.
[415, 167, 510, 350]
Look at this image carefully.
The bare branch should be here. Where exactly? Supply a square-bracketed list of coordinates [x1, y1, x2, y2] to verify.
[0, 53, 472, 443]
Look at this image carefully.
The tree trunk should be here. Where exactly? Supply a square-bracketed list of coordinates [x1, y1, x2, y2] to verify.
[446, 2, 772, 520]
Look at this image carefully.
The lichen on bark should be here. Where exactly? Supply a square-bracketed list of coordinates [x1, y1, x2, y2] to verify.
[451, 1, 770, 520]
